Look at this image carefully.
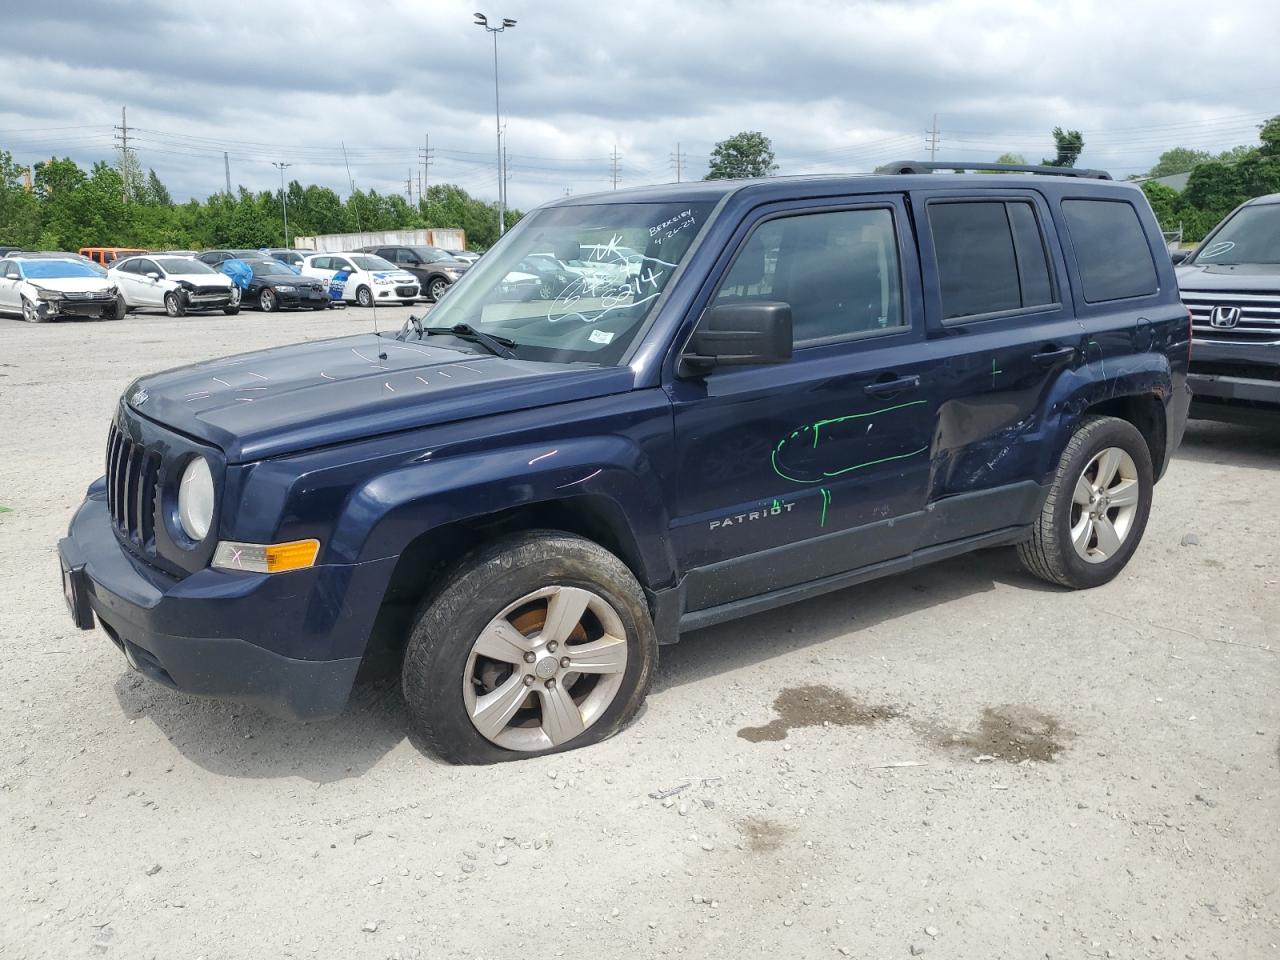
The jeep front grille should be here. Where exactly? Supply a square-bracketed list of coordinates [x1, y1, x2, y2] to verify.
[105, 423, 160, 549]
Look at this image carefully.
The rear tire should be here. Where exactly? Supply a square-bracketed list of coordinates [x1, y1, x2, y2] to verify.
[402, 531, 657, 764]
[223, 306, 240, 315]
[1017, 415, 1153, 589]
[311, 303, 327, 311]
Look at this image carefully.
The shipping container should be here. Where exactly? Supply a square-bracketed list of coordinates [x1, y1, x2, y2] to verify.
[293, 228, 466, 252]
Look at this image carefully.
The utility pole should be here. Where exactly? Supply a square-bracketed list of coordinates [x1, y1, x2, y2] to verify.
[113, 106, 130, 204]
[610, 145, 621, 189]
[669, 142, 686, 182]
[271, 161, 292, 248]
[925, 114, 941, 161]
[223, 152, 231, 194]
[502, 137, 510, 213]
[419, 134, 434, 195]
[405, 170, 414, 203]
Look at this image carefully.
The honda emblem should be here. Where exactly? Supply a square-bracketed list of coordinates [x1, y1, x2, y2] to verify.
[1209, 306, 1241, 329]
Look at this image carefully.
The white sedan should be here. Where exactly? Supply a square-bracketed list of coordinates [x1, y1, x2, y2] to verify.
[299, 252, 421, 307]
[0, 255, 125, 322]
[109, 255, 239, 316]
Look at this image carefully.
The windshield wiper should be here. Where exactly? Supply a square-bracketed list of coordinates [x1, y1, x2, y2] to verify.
[421, 323, 517, 359]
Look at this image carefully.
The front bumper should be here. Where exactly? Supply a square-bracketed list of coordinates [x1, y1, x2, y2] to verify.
[275, 287, 331, 308]
[180, 289, 236, 311]
[376, 284, 420, 301]
[1188, 338, 1280, 422]
[38, 297, 116, 319]
[58, 485, 395, 720]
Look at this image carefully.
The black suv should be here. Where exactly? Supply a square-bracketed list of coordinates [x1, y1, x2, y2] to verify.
[358, 244, 471, 301]
[1174, 192, 1280, 423]
[59, 162, 1190, 764]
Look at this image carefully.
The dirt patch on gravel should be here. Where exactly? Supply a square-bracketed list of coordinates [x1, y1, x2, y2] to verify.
[736, 684, 901, 742]
[736, 816, 788, 852]
[921, 705, 1069, 763]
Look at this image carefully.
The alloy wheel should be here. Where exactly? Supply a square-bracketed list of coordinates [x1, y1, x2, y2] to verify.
[462, 585, 629, 751]
[1069, 446, 1141, 563]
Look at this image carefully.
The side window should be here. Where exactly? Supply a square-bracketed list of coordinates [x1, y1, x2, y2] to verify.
[312, 257, 331, 271]
[335, 259, 354, 272]
[0, 260, 11, 279]
[713, 207, 905, 345]
[140, 259, 160, 276]
[392, 248, 412, 264]
[1062, 199, 1158, 302]
[928, 200, 1056, 320]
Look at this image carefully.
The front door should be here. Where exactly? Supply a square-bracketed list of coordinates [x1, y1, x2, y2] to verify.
[0, 261, 21, 311]
[667, 197, 935, 612]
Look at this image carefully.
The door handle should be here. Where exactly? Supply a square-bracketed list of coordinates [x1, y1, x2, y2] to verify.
[864, 374, 920, 397]
[1032, 345, 1075, 367]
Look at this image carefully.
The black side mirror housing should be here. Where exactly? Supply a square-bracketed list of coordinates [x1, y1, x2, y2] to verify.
[680, 301, 793, 376]
[1169, 249, 1189, 265]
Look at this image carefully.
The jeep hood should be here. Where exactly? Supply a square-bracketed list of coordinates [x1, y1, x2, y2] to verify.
[126, 334, 634, 462]
[1176, 262, 1280, 292]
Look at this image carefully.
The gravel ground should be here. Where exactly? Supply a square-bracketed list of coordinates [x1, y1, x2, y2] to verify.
[1, 306, 1277, 960]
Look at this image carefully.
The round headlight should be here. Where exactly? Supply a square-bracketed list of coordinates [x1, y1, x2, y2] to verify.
[178, 457, 215, 541]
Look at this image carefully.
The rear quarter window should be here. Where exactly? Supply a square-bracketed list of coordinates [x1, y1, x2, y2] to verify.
[1062, 198, 1157, 302]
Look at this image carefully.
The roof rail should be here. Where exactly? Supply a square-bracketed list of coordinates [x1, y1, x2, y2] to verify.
[875, 160, 1112, 180]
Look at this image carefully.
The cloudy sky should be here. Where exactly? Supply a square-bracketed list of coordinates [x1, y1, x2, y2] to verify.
[1, 0, 1276, 210]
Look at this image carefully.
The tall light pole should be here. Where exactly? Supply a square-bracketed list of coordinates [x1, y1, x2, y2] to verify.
[272, 161, 292, 248]
[473, 12, 516, 237]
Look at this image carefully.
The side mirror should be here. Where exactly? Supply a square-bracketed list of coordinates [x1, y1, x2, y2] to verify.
[680, 301, 793, 376]
[1169, 250, 1189, 265]
[146, 271, 161, 280]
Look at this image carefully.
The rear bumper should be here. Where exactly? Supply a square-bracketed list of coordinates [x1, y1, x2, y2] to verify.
[58, 488, 395, 720]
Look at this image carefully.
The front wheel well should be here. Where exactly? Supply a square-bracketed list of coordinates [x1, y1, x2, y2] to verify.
[1082, 394, 1167, 479]
[359, 498, 650, 677]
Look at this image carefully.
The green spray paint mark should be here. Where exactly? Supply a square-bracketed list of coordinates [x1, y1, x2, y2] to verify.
[771, 399, 930, 483]
[819, 488, 831, 527]
[991, 357, 1003, 388]
[771, 498, 781, 511]
[0, 505, 11, 513]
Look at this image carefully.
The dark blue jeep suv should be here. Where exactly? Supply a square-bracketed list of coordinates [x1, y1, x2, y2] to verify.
[58, 162, 1191, 763]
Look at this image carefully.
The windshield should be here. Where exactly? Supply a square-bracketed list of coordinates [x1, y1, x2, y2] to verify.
[418, 200, 716, 364]
[20, 259, 105, 279]
[1192, 203, 1280, 265]
[155, 257, 215, 275]
[408, 247, 449, 262]
[250, 260, 298, 277]
[352, 255, 397, 271]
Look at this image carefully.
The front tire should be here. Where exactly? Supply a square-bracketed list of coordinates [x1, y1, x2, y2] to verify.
[427, 277, 448, 302]
[355, 285, 373, 308]
[164, 292, 185, 317]
[1018, 415, 1153, 589]
[259, 289, 278, 312]
[21, 297, 45, 323]
[402, 531, 657, 764]
[223, 306, 240, 315]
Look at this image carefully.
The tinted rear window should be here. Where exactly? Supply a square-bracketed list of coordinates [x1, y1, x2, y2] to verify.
[929, 202, 1019, 319]
[1062, 199, 1157, 302]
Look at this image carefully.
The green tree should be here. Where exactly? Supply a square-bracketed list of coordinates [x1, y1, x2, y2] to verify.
[705, 131, 778, 180]
[1147, 147, 1211, 178]
[0, 150, 40, 245]
[144, 169, 172, 205]
[996, 152, 1026, 165]
[1042, 127, 1084, 168]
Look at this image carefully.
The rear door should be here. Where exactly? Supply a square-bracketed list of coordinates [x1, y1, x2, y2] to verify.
[667, 195, 935, 612]
[908, 190, 1082, 545]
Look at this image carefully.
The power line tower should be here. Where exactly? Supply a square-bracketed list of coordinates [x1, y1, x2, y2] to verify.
[610, 145, 621, 189]
[925, 114, 941, 161]
[669, 142, 687, 182]
[113, 106, 139, 204]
